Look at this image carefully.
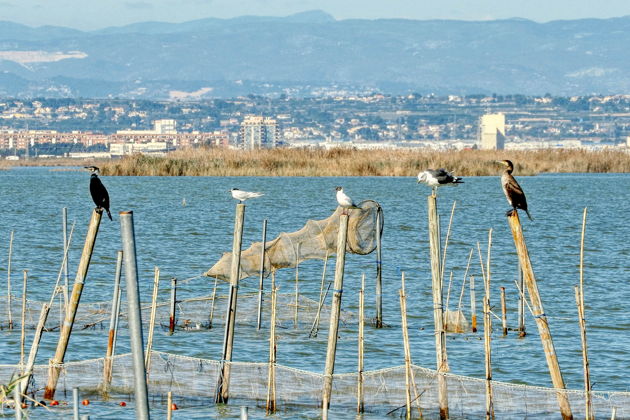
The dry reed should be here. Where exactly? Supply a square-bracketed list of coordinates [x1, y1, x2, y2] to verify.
[99, 147, 630, 177]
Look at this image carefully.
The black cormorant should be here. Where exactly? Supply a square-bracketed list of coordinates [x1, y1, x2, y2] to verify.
[85, 166, 112, 220]
[497, 160, 532, 220]
[417, 169, 463, 195]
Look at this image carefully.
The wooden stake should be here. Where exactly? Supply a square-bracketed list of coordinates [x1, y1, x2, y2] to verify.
[440, 201, 457, 287]
[44, 208, 103, 400]
[428, 194, 449, 419]
[167, 391, 173, 420]
[401, 285, 411, 420]
[375, 207, 383, 328]
[145, 267, 160, 373]
[103, 250, 123, 392]
[357, 273, 365, 414]
[168, 277, 177, 335]
[266, 272, 277, 414]
[20, 302, 50, 395]
[216, 203, 246, 404]
[500, 287, 507, 336]
[62, 207, 69, 309]
[470, 275, 477, 333]
[7, 230, 14, 330]
[19, 270, 27, 372]
[322, 213, 349, 412]
[507, 211, 573, 420]
[578, 207, 593, 420]
[294, 243, 300, 328]
[310, 253, 329, 337]
[483, 229, 494, 420]
[517, 263, 526, 337]
[209, 276, 218, 329]
[256, 219, 267, 330]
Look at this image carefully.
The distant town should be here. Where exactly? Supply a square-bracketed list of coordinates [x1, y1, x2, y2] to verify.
[2, 93, 630, 159]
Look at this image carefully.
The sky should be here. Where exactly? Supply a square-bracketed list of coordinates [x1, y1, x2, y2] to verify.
[1, 0, 630, 30]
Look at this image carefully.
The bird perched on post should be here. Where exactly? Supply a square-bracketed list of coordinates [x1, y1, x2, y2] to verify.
[85, 166, 112, 220]
[335, 186, 360, 214]
[497, 160, 532, 220]
[230, 188, 264, 203]
[417, 169, 463, 195]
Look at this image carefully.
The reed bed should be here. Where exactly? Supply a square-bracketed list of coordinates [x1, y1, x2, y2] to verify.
[100, 147, 630, 177]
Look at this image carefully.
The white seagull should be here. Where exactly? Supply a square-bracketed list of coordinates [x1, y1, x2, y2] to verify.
[417, 169, 463, 195]
[230, 188, 264, 203]
[335, 186, 360, 214]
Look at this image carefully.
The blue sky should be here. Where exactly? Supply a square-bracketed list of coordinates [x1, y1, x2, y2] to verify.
[1, 0, 630, 30]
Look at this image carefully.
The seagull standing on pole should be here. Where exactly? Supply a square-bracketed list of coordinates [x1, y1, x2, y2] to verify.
[230, 188, 264, 203]
[85, 166, 112, 220]
[497, 160, 532, 220]
[335, 186, 360, 214]
[417, 168, 463, 195]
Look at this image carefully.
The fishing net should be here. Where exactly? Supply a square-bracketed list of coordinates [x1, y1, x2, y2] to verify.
[443, 309, 469, 333]
[204, 200, 383, 281]
[1, 352, 628, 418]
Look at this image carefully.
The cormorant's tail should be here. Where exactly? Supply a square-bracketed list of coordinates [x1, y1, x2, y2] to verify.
[454, 178, 464, 184]
[106, 209, 113, 221]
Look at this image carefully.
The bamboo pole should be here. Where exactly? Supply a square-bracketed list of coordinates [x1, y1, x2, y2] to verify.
[19, 270, 27, 372]
[357, 273, 365, 414]
[375, 207, 383, 328]
[507, 211, 573, 420]
[256, 219, 267, 330]
[294, 243, 300, 328]
[578, 207, 593, 420]
[216, 203, 246, 404]
[310, 253, 329, 337]
[470, 275, 477, 333]
[20, 302, 50, 394]
[440, 201, 457, 287]
[401, 285, 411, 420]
[427, 194, 449, 419]
[209, 276, 218, 329]
[145, 267, 160, 373]
[119, 211, 150, 420]
[168, 277, 177, 335]
[167, 391, 173, 420]
[44, 208, 103, 400]
[483, 229, 494, 420]
[103, 250, 123, 392]
[517, 263, 526, 337]
[500, 287, 507, 336]
[7, 230, 14, 330]
[266, 272, 277, 414]
[322, 213, 349, 413]
[62, 207, 69, 308]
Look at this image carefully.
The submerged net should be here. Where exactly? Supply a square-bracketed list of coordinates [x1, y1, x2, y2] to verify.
[444, 309, 469, 333]
[1, 351, 628, 419]
[204, 200, 383, 281]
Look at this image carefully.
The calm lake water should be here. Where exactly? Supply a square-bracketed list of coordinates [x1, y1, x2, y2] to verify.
[1, 167, 629, 418]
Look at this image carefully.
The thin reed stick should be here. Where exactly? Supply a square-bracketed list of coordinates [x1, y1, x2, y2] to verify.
[256, 219, 267, 330]
[517, 262, 526, 337]
[578, 207, 593, 420]
[483, 237, 494, 419]
[62, 207, 69, 309]
[102, 250, 123, 392]
[266, 271, 277, 414]
[500, 287, 507, 336]
[375, 207, 383, 328]
[440, 201, 457, 286]
[167, 391, 173, 420]
[145, 267, 160, 373]
[19, 270, 27, 372]
[357, 273, 365, 414]
[209, 276, 218, 329]
[470, 275, 477, 333]
[7, 230, 14, 329]
[168, 277, 177, 335]
[294, 243, 300, 328]
[310, 253, 329, 337]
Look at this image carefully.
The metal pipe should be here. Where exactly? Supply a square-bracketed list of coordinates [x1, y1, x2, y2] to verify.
[120, 211, 150, 419]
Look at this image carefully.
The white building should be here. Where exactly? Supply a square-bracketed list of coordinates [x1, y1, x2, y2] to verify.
[239, 116, 280, 149]
[479, 113, 506, 150]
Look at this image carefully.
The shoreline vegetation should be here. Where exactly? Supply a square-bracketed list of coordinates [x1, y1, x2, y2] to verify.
[3, 148, 630, 176]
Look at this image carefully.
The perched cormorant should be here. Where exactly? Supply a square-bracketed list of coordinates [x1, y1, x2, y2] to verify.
[85, 166, 112, 220]
[417, 169, 463, 194]
[497, 160, 532, 220]
[335, 186, 360, 214]
[230, 188, 264, 203]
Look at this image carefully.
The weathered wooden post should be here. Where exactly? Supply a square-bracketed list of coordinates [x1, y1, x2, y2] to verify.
[294, 243, 301, 328]
[577, 207, 593, 420]
[266, 272, 277, 414]
[428, 194, 449, 419]
[375, 208, 383, 328]
[483, 229, 494, 420]
[517, 263, 526, 337]
[7, 230, 14, 330]
[357, 273, 365, 414]
[507, 211, 573, 420]
[102, 250, 123, 391]
[167, 391, 173, 420]
[470, 275, 477, 333]
[120, 211, 150, 420]
[500, 287, 508, 336]
[145, 267, 160, 373]
[216, 203, 246, 404]
[19, 270, 27, 372]
[322, 213, 349, 416]
[256, 219, 267, 330]
[45, 208, 103, 400]
[168, 277, 177, 335]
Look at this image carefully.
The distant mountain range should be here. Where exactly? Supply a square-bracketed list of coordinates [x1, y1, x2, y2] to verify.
[1, 10, 630, 99]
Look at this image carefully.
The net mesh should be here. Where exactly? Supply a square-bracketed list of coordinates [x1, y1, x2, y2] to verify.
[1, 352, 628, 418]
[204, 200, 383, 281]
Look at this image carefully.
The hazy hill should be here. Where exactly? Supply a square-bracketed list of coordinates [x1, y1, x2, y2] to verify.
[1, 10, 629, 98]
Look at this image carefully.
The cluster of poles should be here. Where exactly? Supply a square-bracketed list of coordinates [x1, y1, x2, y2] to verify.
[0, 192, 604, 420]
